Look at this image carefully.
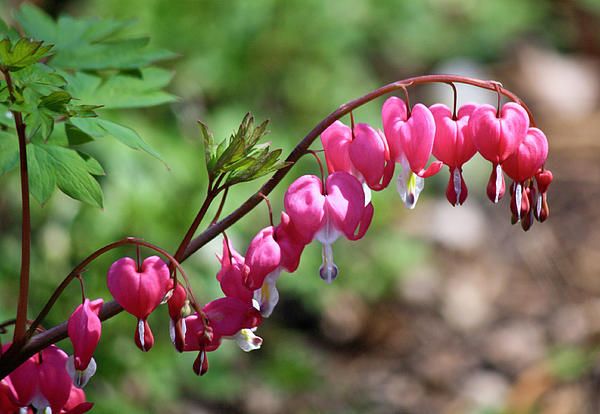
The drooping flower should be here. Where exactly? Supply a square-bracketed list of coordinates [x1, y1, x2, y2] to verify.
[34, 346, 73, 413]
[430, 103, 478, 205]
[502, 127, 548, 222]
[321, 120, 394, 192]
[468, 102, 530, 203]
[107, 256, 171, 352]
[534, 169, 553, 222]
[382, 97, 442, 208]
[66, 298, 103, 388]
[242, 226, 281, 291]
[284, 172, 373, 283]
[253, 212, 306, 317]
[183, 297, 262, 375]
[2, 344, 39, 408]
[167, 282, 188, 352]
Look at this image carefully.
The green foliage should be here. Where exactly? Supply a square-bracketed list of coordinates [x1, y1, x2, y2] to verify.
[201, 112, 287, 185]
[0, 4, 175, 206]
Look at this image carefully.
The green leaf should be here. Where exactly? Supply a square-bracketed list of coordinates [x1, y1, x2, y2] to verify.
[78, 151, 105, 176]
[198, 120, 215, 177]
[0, 38, 53, 71]
[0, 130, 18, 175]
[96, 119, 164, 162]
[64, 69, 177, 109]
[26, 142, 56, 204]
[70, 117, 163, 162]
[27, 143, 103, 207]
[65, 122, 95, 145]
[24, 109, 54, 140]
[40, 91, 71, 112]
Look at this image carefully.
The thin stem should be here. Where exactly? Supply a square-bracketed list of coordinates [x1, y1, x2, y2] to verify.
[350, 111, 356, 140]
[210, 186, 229, 225]
[307, 150, 325, 183]
[76, 274, 86, 304]
[181, 74, 533, 261]
[0, 74, 534, 379]
[2, 69, 31, 345]
[447, 82, 458, 120]
[257, 192, 274, 228]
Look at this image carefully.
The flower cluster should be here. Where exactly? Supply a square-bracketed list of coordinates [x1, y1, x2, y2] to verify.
[0, 83, 554, 405]
[0, 344, 93, 413]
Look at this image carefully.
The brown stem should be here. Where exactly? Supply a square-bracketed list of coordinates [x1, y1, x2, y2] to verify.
[210, 186, 229, 226]
[0, 74, 533, 378]
[181, 74, 533, 261]
[2, 69, 31, 345]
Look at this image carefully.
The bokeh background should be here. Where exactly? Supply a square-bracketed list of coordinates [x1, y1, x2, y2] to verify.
[1, 0, 600, 413]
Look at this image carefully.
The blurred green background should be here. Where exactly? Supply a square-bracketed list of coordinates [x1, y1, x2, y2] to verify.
[1, 0, 600, 413]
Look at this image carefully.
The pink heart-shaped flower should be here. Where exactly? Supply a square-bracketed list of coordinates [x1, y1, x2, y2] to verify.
[502, 127, 548, 183]
[469, 102, 529, 164]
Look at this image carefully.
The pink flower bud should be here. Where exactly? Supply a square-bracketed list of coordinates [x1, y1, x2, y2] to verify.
[36, 346, 73, 413]
[107, 256, 171, 352]
[321, 120, 354, 174]
[67, 298, 103, 372]
[61, 386, 93, 413]
[167, 283, 187, 352]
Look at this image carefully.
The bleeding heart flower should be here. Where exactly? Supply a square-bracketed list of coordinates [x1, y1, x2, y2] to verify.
[468, 102, 529, 203]
[167, 283, 187, 352]
[107, 256, 171, 352]
[382, 97, 442, 208]
[534, 169, 553, 222]
[242, 226, 281, 291]
[284, 172, 373, 283]
[34, 346, 73, 413]
[502, 127, 548, 222]
[67, 298, 103, 388]
[430, 103, 478, 205]
[321, 120, 355, 174]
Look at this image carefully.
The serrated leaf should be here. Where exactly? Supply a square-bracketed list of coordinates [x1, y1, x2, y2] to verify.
[11, 63, 66, 96]
[96, 119, 164, 162]
[198, 121, 216, 176]
[68, 104, 102, 118]
[27, 143, 103, 207]
[0, 38, 53, 70]
[247, 119, 269, 148]
[0, 130, 18, 175]
[26, 142, 56, 204]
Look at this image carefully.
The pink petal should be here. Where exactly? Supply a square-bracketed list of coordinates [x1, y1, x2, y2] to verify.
[284, 175, 325, 243]
[321, 120, 354, 174]
[382, 96, 408, 162]
[275, 212, 306, 273]
[38, 346, 72, 412]
[67, 298, 103, 371]
[502, 127, 549, 183]
[349, 123, 388, 189]
[469, 102, 529, 164]
[398, 104, 437, 174]
[323, 172, 366, 241]
[203, 297, 262, 337]
[243, 227, 281, 291]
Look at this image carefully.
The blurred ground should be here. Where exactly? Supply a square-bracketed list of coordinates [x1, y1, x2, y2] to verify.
[1, 1, 600, 413]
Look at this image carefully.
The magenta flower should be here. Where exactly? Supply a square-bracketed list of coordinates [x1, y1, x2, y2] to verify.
[321, 120, 394, 191]
[253, 212, 307, 317]
[183, 297, 262, 375]
[242, 226, 281, 291]
[284, 172, 373, 283]
[430, 103, 478, 206]
[382, 97, 442, 208]
[107, 256, 171, 352]
[503, 127, 548, 222]
[468, 102, 529, 203]
[67, 298, 103, 388]
[35, 346, 73, 413]
[167, 283, 188, 352]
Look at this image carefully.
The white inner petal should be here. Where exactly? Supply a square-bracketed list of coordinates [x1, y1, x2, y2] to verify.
[453, 168, 462, 204]
[537, 193, 542, 217]
[138, 319, 146, 351]
[494, 164, 503, 203]
[515, 183, 523, 221]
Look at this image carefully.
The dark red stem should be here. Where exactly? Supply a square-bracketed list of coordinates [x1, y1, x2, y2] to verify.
[2, 69, 31, 345]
